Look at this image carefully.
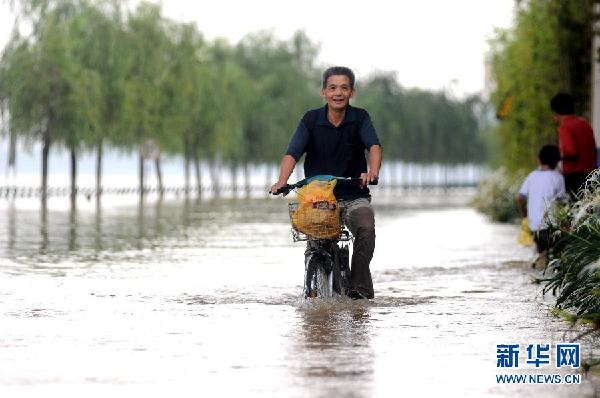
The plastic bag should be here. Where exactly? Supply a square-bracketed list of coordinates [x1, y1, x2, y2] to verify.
[292, 180, 340, 239]
[518, 217, 534, 247]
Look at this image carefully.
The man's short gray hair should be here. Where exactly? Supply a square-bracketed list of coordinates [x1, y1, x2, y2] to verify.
[322, 66, 355, 89]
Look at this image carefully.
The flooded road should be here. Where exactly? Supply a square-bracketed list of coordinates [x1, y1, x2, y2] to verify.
[0, 194, 598, 397]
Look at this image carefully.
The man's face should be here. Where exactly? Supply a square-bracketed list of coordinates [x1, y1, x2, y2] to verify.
[321, 75, 355, 111]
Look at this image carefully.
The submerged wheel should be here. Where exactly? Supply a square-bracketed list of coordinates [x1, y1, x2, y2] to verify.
[304, 254, 333, 299]
[314, 264, 332, 298]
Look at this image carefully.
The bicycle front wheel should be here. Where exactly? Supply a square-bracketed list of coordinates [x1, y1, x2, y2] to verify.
[304, 254, 333, 299]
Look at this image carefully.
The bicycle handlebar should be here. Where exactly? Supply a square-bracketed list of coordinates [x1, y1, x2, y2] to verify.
[271, 177, 378, 196]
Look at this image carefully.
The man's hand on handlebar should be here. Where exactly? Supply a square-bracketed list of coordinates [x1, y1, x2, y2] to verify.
[360, 171, 379, 187]
[270, 181, 288, 195]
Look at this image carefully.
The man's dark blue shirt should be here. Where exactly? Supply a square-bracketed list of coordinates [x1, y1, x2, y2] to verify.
[285, 104, 381, 199]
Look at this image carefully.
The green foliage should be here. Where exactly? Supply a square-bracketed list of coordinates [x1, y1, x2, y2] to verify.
[489, 0, 593, 173]
[71, 1, 127, 148]
[356, 72, 486, 164]
[471, 167, 524, 222]
[235, 30, 320, 164]
[160, 21, 204, 155]
[1, 0, 125, 154]
[0, 33, 39, 143]
[121, 1, 169, 149]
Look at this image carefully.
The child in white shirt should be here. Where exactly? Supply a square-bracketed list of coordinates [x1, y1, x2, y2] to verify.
[517, 145, 566, 268]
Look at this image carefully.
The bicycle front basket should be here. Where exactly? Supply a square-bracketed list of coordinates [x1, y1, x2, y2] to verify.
[288, 201, 340, 240]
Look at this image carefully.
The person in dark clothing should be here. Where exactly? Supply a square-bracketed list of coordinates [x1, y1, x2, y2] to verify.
[550, 93, 597, 200]
[270, 66, 383, 299]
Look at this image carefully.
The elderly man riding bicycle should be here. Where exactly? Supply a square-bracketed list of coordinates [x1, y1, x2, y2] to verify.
[270, 66, 383, 299]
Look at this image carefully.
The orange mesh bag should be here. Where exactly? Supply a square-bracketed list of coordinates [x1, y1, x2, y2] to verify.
[291, 180, 340, 239]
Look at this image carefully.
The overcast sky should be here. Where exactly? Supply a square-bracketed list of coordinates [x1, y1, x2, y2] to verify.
[0, 0, 515, 97]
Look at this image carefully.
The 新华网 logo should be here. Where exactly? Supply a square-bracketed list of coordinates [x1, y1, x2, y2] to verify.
[495, 343, 581, 385]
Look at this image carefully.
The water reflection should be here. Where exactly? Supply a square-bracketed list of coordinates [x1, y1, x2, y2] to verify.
[154, 196, 164, 237]
[68, 206, 77, 252]
[298, 304, 372, 352]
[179, 195, 191, 238]
[137, 198, 145, 250]
[291, 303, 374, 396]
[0, 197, 289, 267]
[95, 203, 102, 252]
[40, 201, 48, 254]
[7, 200, 15, 251]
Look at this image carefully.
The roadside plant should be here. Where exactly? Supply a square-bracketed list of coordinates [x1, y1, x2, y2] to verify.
[471, 167, 523, 222]
[540, 170, 600, 321]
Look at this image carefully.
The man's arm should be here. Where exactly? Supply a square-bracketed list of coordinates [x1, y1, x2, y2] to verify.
[270, 155, 297, 194]
[361, 144, 382, 186]
[357, 112, 382, 187]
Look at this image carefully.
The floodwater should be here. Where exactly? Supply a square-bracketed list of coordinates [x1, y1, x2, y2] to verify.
[0, 193, 599, 397]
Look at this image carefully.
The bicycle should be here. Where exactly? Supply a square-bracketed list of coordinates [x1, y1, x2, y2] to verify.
[272, 175, 377, 299]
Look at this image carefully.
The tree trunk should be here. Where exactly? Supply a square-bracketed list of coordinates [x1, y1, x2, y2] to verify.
[139, 148, 145, 199]
[230, 163, 238, 197]
[155, 156, 163, 196]
[44, 78, 58, 210]
[95, 139, 103, 203]
[7, 128, 16, 178]
[243, 163, 251, 198]
[402, 162, 409, 191]
[193, 153, 201, 198]
[443, 166, 449, 193]
[210, 158, 220, 197]
[40, 125, 49, 252]
[184, 136, 190, 196]
[41, 129, 50, 209]
[70, 148, 77, 209]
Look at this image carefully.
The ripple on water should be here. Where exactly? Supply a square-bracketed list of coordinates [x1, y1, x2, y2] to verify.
[6, 308, 66, 318]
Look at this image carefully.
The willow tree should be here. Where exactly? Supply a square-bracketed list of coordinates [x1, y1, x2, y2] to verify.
[122, 2, 170, 196]
[1, 0, 110, 205]
[194, 39, 245, 196]
[0, 33, 33, 182]
[161, 22, 205, 195]
[355, 73, 485, 167]
[50, 3, 105, 207]
[236, 30, 319, 186]
[355, 72, 404, 161]
[68, 1, 127, 201]
[1, 1, 82, 206]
